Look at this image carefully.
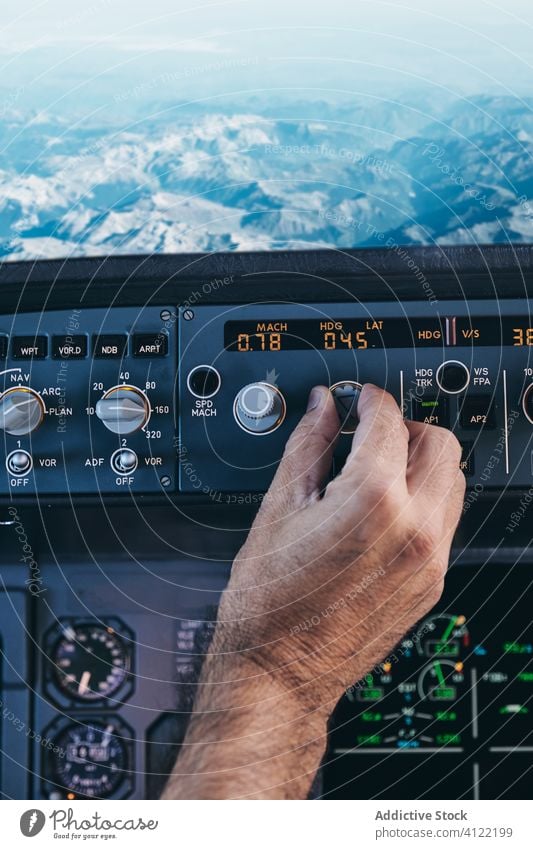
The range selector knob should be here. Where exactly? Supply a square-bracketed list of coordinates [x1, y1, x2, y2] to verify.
[95, 386, 150, 434]
[234, 382, 286, 434]
[0, 387, 45, 436]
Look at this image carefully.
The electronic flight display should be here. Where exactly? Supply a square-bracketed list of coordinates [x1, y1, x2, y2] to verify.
[224, 317, 533, 352]
[325, 566, 533, 800]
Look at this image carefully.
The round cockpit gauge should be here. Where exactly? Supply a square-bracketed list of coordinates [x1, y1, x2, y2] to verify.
[415, 613, 469, 658]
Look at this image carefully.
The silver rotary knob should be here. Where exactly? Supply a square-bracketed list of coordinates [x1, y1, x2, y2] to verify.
[0, 387, 45, 436]
[95, 386, 150, 435]
[234, 382, 286, 434]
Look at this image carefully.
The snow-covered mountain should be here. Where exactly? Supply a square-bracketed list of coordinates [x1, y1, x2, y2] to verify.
[1, 95, 533, 260]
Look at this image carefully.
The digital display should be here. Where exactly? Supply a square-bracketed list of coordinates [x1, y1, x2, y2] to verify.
[224, 316, 533, 351]
[224, 318, 446, 351]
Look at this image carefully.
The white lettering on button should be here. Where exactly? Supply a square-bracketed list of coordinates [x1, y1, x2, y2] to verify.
[59, 345, 83, 356]
[192, 400, 217, 416]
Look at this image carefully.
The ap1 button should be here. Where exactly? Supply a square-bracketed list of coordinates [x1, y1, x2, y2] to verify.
[330, 381, 362, 434]
[412, 397, 449, 428]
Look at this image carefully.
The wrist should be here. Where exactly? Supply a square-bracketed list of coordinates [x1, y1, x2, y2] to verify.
[163, 650, 329, 799]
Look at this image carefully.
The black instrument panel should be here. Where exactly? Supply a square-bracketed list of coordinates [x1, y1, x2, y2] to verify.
[0, 297, 530, 498]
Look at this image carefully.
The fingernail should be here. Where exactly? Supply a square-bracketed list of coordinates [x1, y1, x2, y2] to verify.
[306, 386, 323, 412]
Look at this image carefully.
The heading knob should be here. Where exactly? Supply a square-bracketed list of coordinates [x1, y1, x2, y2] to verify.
[95, 386, 150, 434]
[0, 387, 45, 436]
[234, 382, 286, 434]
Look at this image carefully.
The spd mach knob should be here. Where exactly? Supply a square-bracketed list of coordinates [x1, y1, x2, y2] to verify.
[0, 387, 45, 436]
[95, 386, 150, 434]
[234, 382, 286, 434]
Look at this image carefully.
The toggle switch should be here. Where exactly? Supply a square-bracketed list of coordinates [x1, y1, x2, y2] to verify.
[6, 449, 33, 477]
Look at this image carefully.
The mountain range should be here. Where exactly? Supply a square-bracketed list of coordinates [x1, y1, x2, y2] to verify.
[1, 94, 532, 260]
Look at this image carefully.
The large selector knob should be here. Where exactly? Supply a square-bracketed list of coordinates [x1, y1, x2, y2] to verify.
[95, 386, 150, 434]
[0, 387, 45, 436]
[234, 382, 286, 434]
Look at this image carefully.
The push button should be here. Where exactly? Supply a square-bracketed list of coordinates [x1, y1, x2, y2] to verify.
[329, 381, 362, 434]
[133, 333, 168, 357]
[0, 336, 7, 359]
[234, 383, 286, 434]
[459, 395, 496, 429]
[459, 442, 475, 476]
[52, 335, 88, 359]
[412, 396, 449, 428]
[93, 334, 127, 359]
[12, 336, 47, 359]
[187, 366, 221, 398]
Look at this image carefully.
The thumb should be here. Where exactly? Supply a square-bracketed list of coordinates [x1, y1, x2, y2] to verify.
[267, 385, 340, 509]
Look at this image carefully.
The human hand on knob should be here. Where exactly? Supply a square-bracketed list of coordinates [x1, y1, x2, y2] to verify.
[164, 384, 466, 800]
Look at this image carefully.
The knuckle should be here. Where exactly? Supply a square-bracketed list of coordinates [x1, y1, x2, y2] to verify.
[428, 425, 462, 461]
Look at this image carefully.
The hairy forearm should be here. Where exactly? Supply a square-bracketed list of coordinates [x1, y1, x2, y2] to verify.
[161, 652, 329, 800]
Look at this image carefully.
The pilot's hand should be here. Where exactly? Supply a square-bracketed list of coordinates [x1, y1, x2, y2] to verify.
[164, 384, 465, 800]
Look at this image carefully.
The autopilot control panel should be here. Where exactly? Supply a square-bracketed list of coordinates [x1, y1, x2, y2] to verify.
[179, 300, 533, 493]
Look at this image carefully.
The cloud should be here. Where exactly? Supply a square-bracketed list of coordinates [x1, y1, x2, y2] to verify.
[0, 35, 231, 55]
